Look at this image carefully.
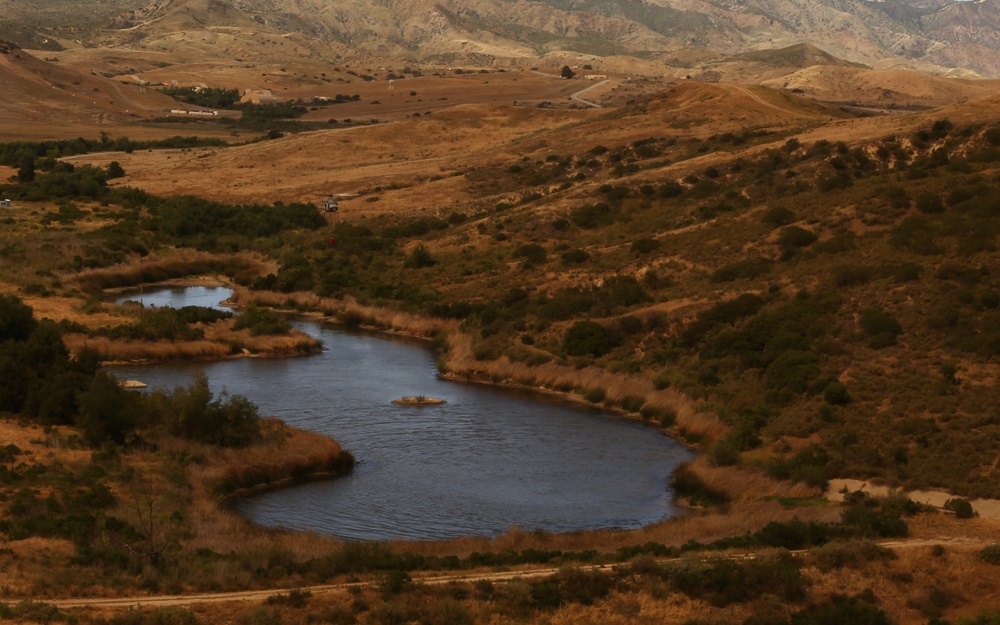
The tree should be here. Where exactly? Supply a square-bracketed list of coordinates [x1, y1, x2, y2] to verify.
[106, 161, 126, 179]
[17, 161, 35, 183]
[0, 293, 36, 341]
[404, 244, 438, 268]
[560, 66, 575, 79]
[77, 371, 138, 446]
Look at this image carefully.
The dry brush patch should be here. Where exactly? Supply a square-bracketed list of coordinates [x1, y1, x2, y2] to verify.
[230, 287, 456, 338]
[160, 419, 351, 559]
[65, 252, 272, 294]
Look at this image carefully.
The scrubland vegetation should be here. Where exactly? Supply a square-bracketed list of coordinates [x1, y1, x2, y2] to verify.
[2, 91, 1000, 624]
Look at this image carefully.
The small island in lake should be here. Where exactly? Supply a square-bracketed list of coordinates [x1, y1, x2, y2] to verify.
[392, 396, 447, 406]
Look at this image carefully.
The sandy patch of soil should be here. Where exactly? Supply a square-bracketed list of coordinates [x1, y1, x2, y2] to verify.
[828, 478, 1000, 520]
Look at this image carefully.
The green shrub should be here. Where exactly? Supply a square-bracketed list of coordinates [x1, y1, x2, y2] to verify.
[570, 202, 616, 228]
[916, 192, 945, 213]
[809, 540, 892, 571]
[563, 321, 612, 357]
[404, 245, 438, 268]
[762, 206, 795, 227]
[790, 596, 889, 625]
[671, 552, 804, 606]
[778, 226, 818, 250]
[631, 238, 661, 254]
[823, 380, 852, 405]
[561, 248, 590, 264]
[241, 606, 282, 625]
[513, 243, 547, 264]
[831, 264, 872, 288]
[711, 258, 772, 283]
[944, 497, 976, 518]
[110, 607, 202, 625]
[980, 544, 1000, 565]
[860, 307, 902, 348]
[233, 305, 291, 336]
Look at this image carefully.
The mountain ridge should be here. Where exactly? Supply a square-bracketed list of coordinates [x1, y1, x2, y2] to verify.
[4, 0, 1000, 76]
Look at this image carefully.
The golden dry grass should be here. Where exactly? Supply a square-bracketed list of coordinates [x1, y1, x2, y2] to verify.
[66, 252, 271, 294]
[444, 332, 727, 440]
[118, 419, 349, 561]
[231, 288, 456, 338]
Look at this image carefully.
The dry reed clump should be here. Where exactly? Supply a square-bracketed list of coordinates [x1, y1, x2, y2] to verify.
[180, 419, 350, 557]
[64, 252, 269, 294]
[203, 321, 321, 354]
[194, 418, 352, 496]
[230, 288, 455, 338]
[685, 455, 822, 503]
[63, 334, 233, 362]
[62, 320, 320, 363]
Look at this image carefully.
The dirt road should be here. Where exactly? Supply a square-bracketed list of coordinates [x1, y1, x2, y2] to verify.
[13, 536, 994, 610]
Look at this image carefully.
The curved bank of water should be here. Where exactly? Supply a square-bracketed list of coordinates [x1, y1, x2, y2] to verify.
[112, 287, 694, 541]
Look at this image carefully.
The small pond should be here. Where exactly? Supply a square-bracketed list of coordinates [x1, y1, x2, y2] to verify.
[111, 286, 694, 541]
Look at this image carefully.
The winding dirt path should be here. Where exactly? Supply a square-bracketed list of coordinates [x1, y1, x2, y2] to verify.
[13, 537, 994, 610]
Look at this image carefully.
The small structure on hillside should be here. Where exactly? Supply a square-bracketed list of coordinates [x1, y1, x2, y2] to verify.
[0, 199, 11, 207]
[240, 89, 280, 104]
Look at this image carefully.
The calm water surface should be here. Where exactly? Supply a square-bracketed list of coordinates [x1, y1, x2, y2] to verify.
[112, 286, 693, 540]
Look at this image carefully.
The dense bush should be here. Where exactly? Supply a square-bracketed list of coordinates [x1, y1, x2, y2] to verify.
[710, 258, 772, 282]
[671, 552, 805, 606]
[944, 497, 976, 518]
[0, 295, 98, 423]
[563, 321, 612, 357]
[233, 306, 292, 335]
[979, 544, 1000, 565]
[145, 375, 261, 447]
[404, 245, 438, 268]
[149, 197, 325, 241]
[859, 307, 902, 348]
[790, 596, 890, 625]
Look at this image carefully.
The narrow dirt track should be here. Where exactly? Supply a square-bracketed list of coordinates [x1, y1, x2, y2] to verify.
[12, 537, 993, 610]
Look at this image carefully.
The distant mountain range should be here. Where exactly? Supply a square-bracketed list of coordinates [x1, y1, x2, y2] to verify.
[2, 0, 1000, 76]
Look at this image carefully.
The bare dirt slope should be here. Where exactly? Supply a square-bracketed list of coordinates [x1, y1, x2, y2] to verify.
[0, 43, 174, 118]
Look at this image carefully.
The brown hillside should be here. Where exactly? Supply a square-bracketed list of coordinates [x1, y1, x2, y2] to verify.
[761, 65, 1000, 109]
[0, 42, 179, 136]
[63, 81, 843, 214]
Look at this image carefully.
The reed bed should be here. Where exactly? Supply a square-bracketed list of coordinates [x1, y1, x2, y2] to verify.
[229, 288, 456, 339]
[64, 334, 234, 361]
[63, 322, 320, 363]
[65, 252, 269, 293]
[444, 331, 727, 441]
[180, 419, 351, 557]
[686, 455, 823, 503]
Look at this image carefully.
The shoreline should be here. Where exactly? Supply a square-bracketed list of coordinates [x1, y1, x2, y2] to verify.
[86, 278, 1000, 524]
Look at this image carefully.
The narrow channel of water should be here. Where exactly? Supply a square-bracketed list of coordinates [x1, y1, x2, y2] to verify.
[112, 286, 693, 541]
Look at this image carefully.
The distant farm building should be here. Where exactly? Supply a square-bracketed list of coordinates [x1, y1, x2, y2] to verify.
[240, 89, 280, 104]
[0, 199, 11, 207]
[583, 74, 607, 80]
